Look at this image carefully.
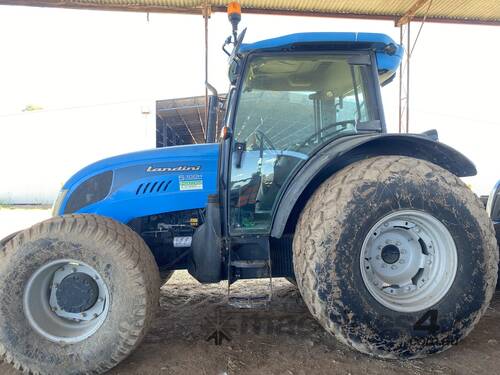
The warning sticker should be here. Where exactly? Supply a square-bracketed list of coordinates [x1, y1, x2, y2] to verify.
[179, 174, 203, 191]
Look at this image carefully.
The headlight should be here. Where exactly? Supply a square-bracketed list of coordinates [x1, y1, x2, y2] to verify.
[52, 189, 68, 217]
[63, 171, 113, 214]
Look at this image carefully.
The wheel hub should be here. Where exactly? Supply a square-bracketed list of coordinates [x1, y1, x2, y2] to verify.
[56, 272, 99, 313]
[360, 210, 457, 312]
[48, 263, 107, 322]
[381, 244, 400, 264]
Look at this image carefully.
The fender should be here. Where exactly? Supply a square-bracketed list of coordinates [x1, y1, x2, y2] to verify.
[270, 133, 476, 238]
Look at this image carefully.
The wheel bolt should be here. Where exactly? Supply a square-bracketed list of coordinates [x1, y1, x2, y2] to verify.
[391, 265, 397, 270]
[427, 260, 432, 265]
[376, 255, 380, 260]
[396, 241, 401, 246]
[72, 268, 77, 273]
[399, 259, 405, 264]
[82, 313, 87, 317]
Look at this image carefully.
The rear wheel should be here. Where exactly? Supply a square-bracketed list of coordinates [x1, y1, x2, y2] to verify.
[0, 214, 160, 374]
[293, 156, 498, 358]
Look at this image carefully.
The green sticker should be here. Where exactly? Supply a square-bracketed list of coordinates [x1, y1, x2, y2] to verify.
[179, 175, 203, 191]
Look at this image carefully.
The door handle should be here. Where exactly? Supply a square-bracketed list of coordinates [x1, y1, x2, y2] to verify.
[234, 142, 246, 168]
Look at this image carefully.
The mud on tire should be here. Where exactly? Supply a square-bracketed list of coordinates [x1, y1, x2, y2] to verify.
[293, 156, 498, 359]
[0, 214, 161, 374]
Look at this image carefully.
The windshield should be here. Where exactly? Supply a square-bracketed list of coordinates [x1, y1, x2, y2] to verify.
[234, 54, 379, 155]
[228, 54, 380, 234]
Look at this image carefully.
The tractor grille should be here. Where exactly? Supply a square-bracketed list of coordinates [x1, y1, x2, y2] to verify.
[136, 180, 172, 195]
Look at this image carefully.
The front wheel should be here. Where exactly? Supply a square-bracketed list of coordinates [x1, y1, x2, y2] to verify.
[293, 156, 498, 358]
[0, 214, 161, 374]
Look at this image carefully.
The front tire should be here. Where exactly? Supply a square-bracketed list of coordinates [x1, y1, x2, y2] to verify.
[0, 214, 160, 374]
[293, 156, 498, 358]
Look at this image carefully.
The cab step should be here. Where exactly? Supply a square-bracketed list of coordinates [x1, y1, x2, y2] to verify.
[227, 236, 273, 308]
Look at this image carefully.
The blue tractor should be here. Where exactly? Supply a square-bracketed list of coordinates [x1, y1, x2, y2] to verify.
[0, 8, 498, 375]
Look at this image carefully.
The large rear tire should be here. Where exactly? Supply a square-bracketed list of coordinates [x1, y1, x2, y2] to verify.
[293, 156, 498, 359]
[0, 214, 160, 374]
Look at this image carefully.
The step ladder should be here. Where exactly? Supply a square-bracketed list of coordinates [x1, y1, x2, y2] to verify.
[227, 236, 273, 309]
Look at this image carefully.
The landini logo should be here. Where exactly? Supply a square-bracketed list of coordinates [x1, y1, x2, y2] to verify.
[146, 165, 201, 173]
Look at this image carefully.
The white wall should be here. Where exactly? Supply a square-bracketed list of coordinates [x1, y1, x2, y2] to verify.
[0, 101, 155, 204]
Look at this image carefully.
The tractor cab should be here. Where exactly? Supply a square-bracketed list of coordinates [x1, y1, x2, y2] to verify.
[214, 31, 403, 235]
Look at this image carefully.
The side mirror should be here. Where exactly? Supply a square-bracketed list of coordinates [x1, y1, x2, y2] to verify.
[220, 126, 233, 141]
[205, 95, 219, 143]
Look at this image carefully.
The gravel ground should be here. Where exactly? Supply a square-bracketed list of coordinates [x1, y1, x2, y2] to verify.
[0, 209, 498, 374]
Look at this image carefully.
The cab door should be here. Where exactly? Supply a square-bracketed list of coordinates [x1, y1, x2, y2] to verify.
[227, 53, 380, 235]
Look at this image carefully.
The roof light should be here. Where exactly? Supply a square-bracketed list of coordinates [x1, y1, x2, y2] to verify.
[227, 1, 241, 43]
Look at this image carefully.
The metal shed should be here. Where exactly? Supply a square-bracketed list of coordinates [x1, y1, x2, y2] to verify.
[1, 1, 499, 24]
[156, 96, 207, 147]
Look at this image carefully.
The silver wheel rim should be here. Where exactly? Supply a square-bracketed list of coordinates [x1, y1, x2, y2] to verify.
[23, 259, 110, 344]
[360, 210, 457, 313]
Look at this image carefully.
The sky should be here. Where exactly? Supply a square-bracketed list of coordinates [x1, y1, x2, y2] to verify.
[0, 5, 499, 195]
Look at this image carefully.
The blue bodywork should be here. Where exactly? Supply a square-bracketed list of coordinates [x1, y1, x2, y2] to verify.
[240, 32, 404, 73]
[57, 144, 219, 223]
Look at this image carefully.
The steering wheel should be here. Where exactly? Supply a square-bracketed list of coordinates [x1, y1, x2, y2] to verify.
[255, 130, 277, 152]
[297, 120, 356, 149]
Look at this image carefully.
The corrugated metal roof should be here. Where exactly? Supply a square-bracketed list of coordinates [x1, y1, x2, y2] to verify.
[156, 96, 207, 145]
[2, 1, 500, 25]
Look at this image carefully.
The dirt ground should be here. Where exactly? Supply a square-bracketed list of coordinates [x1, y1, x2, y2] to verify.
[2, 271, 498, 375]
[1, 209, 498, 374]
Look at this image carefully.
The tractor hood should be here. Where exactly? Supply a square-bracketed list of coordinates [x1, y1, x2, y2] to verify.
[56, 143, 219, 223]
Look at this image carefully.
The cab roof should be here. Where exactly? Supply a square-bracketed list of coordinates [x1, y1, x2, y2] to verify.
[240, 32, 404, 74]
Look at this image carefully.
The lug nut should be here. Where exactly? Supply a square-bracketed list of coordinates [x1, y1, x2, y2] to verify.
[391, 265, 397, 270]
[399, 259, 405, 264]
